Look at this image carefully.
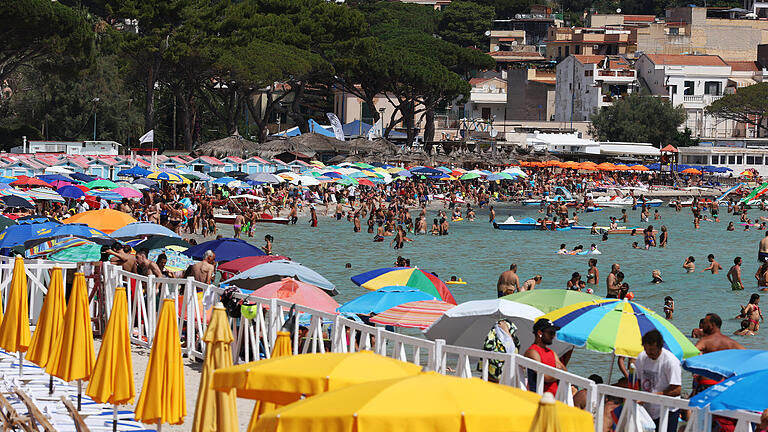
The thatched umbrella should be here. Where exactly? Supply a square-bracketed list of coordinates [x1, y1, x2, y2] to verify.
[287, 133, 349, 154]
[258, 138, 316, 160]
[194, 134, 261, 159]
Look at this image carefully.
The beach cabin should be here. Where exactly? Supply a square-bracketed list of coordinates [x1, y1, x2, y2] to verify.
[242, 156, 275, 174]
[187, 156, 226, 174]
[222, 157, 245, 172]
[87, 156, 120, 180]
[0, 157, 43, 177]
[270, 158, 290, 173]
[286, 159, 312, 173]
[49, 156, 91, 176]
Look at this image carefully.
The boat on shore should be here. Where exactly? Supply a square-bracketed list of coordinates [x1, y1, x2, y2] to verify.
[493, 216, 573, 231]
[593, 196, 663, 208]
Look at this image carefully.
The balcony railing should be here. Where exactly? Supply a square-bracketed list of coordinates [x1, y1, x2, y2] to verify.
[681, 95, 723, 105]
[597, 70, 636, 78]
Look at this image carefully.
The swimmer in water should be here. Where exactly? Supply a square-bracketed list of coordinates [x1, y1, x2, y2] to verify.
[557, 243, 568, 254]
[683, 256, 695, 273]
[727, 256, 744, 290]
[702, 254, 722, 274]
[651, 269, 663, 284]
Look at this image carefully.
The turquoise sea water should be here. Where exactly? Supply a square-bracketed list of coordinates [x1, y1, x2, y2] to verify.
[219, 203, 767, 380]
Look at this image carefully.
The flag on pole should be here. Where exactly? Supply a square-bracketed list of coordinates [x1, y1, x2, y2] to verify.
[325, 113, 345, 142]
[139, 130, 154, 144]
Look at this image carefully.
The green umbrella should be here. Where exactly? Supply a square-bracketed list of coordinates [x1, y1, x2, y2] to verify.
[136, 236, 192, 251]
[181, 173, 201, 181]
[85, 179, 119, 190]
[502, 290, 600, 314]
[208, 172, 227, 178]
[308, 171, 322, 177]
[460, 172, 481, 180]
[49, 244, 102, 262]
[336, 178, 358, 186]
[353, 162, 374, 169]
[0, 215, 17, 231]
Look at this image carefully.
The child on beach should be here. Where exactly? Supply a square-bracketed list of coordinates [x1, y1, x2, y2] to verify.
[664, 296, 674, 319]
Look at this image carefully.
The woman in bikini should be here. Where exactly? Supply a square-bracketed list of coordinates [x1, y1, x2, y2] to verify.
[586, 258, 599, 289]
[744, 294, 763, 332]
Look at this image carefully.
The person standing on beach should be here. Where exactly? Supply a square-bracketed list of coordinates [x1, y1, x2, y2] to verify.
[190, 250, 216, 284]
[635, 330, 682, 432]
[759, 231, 768, 262]
[727, 257, 744, 290]
[497, 264, 520, 297]
[524, 319, 567, 395]
[702, 254, 722, 274]
[606, 264, 621, 298]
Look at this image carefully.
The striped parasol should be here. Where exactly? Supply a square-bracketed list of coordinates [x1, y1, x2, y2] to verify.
[351, 267, 456, 304]
[0, 189, 34, 204]
[370, 300, 454, 329]
[25, 237, 96, 259]
[541, 298, 699, 360]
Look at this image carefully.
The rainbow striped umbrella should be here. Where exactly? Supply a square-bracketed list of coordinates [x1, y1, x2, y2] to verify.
[370, 300, 454, 329]
[542, 298, 699, 360]
[351, 267, 456, 304]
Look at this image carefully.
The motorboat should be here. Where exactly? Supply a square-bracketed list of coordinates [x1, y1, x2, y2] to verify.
[214, 212, 289, 225]
[593, 196, 663, 208]
[493, 216, 573, 231]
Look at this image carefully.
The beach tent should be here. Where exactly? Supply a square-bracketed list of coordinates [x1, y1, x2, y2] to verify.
[308, 119, 336, 138]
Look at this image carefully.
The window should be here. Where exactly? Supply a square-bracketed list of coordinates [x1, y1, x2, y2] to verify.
[710, 155, 718, 165]
[575, 45, 581, 54]
[684, 81, 695, 95]
[585, 70, 593, 77]
[704, 81, 721, 96]
[720, 155, 728, 164]
[669, 27, 679, 35]
[669, 85, 677, 95]
[481, 107, 491, 120]
[737, 156, 743, 165]
[565, 46, 570, 57]
[728, 155, 736, 164]
[747, 156, 756, 165]
[558, 47, 562, 57]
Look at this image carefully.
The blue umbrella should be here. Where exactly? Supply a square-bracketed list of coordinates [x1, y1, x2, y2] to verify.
[683, 349, 768, 381]
[182, 237, 264, 262]
[89, 190, 123, 201]
[70, 172, 95, 183]
[396, 170, 413, 178]
[690, 369, 768, 412]
[111, 222, 180, 239]
[37, 174, 72, 183]
[1, 196, 33, 208]
[117, 165, 153, 178]
[323, 172, 344, 179]
[23, 223, 111, 249]
[336, 286, 435, 315]
[410, 167, 444, 178]
[57, 185, 86, 199]
[0, 222, 61, 248]
[223, 259, 336, 294]
[132, 178, 159, 188]
[212, 176, 238, 184]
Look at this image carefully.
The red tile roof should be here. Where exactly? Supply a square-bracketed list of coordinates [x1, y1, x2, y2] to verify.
[623, 15, 655, 23]
[170, 156, 188, 164]
[645, 54, 727, 67]
[224, 156, 245, 163]
[96, 157, 119, 166]
[574, 55, 606, 65]
[726, 61, 761, 72]
[489, 51, 544, 58]
[246, 156, 271, 164]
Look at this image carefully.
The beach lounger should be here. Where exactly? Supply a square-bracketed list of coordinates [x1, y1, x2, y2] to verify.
[0, 392, 34, 432]
[14, 388, 56, 432]
[60, 397, 90, 432]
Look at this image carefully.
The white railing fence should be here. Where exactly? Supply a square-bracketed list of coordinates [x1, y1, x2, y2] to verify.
[1, 259, 762, 432]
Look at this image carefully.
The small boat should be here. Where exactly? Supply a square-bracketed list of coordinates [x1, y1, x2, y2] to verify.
[214, 213, 290, 225]
[594, 196, 663, 208]
[493, 216, 573, 231]
[585, 207, 603, 212]
[603, 228, 656, 235]
[432, 194, 466, 204]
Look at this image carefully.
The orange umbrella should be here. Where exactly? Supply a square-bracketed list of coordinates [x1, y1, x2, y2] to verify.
[614, 164, 631, 171]
[562, 161, 580, 169]
[544, 160, 562, 167]
[682, 168, 702, 175]
[597, 162, 616, 171]
[629, 165, 649, 171]
[64, 209, 137, 234]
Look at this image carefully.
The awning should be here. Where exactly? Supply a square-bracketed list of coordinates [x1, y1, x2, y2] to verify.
[728, 78, 757, 88]
[600, 144, 661, 157]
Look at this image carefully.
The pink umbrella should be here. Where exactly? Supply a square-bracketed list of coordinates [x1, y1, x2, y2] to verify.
[112, 187, 143, 199]
[49, 180, 73, 188]
[248, 278, 339, 314]
[370, 300, 455, 329]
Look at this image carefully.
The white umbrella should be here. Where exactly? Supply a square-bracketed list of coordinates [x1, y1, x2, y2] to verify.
[248, 173, 284, 184]
[290, 175, 320, 186]
[230, 194, 264, 201]
[424, 299, 571, 355]
[502, 167, 528, 178]
[44, 166, 74, 175]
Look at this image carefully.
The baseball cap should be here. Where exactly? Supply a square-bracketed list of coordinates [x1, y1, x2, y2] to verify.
[533, 318, 560, 334]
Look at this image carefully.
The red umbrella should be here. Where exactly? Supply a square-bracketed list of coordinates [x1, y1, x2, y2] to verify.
[218, 255, 289, 279]
[357, 179, 374, 187]
[11, 176, 53, 188]
[248, 278, 339, 314]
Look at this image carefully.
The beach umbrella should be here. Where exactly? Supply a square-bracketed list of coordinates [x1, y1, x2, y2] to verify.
[369, 299, 454, 330]
[223, 260, 336, 295]
[212, 351, 423, 405]
[0, 222, 61, 248]
[460, 172, 481, 180]
[682, 168, 702, 175]
[117, 165, 153, 178]
[137, 236, 192, 251]
[37, 174, 73, 183]
[85, 179, 119, 190]
[424, 299, 570, 355]
[57, 185, 86, 199]
[1, 195, 34, 208]
[148, 171, 189, 184]
[247, 330, 294, 427]
[70, 172, 95, 183]
[351, 267, 456, 304]
[191, 303, 238, 432]
[47, 242, 101, 262]
[111, 221, 180, 239]
[410, 167, 444, 178]
[217, 255, 289, 276]
[502, 290, 600, 314]
[0, 256, 31, 376]
[25, 187, 64, 202]
[356, 178, 375, 187]
[0, 215, 16, 231]
[26, 266, 65, 371]
[64, 208, 137, 233]
[682, 349, 768, 381]
[208, 171, 228, 178]
[337, 286, 434, 315]
[246, 173, 284, 184]
[135, 298, 187, 426]
[252, 372, 593, 432]
[46, 272, 96, 410]
[112, 187, 143, 199]
[690, 369, 768, 413]
[148, 247, 193, 273]
[133, 178, 159, 188]
[248, 278, 339, 315]
[25, 236, 94, 258]
[212, 176, 238, 184]
[87, 287, 135, 432]
[336, 178, 358, 186]
[182, 237, 265, 262]
[629, 165, 649, 171]
[541, 298, 699, 360]
[528, 393, 564, 432]
[23, 223, 111, 248]
[11, 176, 52, 188]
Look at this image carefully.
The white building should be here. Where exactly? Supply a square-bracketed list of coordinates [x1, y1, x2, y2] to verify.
[745, 0, 768, 18]
[12, 140, 121, 156]
[527, 133, 660, 158]
[555, 55, 638, 123]
[465, 77, 507, 121]
[679, 143, 768, 176]
[634, 54, 766, 138]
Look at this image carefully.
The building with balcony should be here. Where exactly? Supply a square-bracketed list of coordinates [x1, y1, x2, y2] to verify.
[554, 55, 638, 123]
[546, 27, 634, 62]
[490, 7, 563, 60]
[465, 77, 507, 122]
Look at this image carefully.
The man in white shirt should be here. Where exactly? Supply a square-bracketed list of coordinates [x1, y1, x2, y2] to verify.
[635, 329, 682, 432]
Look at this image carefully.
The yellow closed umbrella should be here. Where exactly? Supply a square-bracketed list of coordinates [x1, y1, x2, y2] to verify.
[191, 303, 238, 432]
[528, 392, 563, 432]
[0, 255, 31, 376]
[254, 372, 594, 432]
[212, 351, 423, 405]
[86, 287, 135, 432]
[26, 266, 65, 368]
[135, 298, 186, 427]
[247, 331, 293, 431]
[46, 272, 95, 409]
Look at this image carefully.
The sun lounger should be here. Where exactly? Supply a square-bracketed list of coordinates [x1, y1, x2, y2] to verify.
[0, 392, 34, 432]
[60, 397, 90, 432]
[14, 388, 56, 432]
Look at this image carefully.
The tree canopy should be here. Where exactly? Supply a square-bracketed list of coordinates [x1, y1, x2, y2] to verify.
[589, 93, 693, 147]
[706, 83, 768, 137]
